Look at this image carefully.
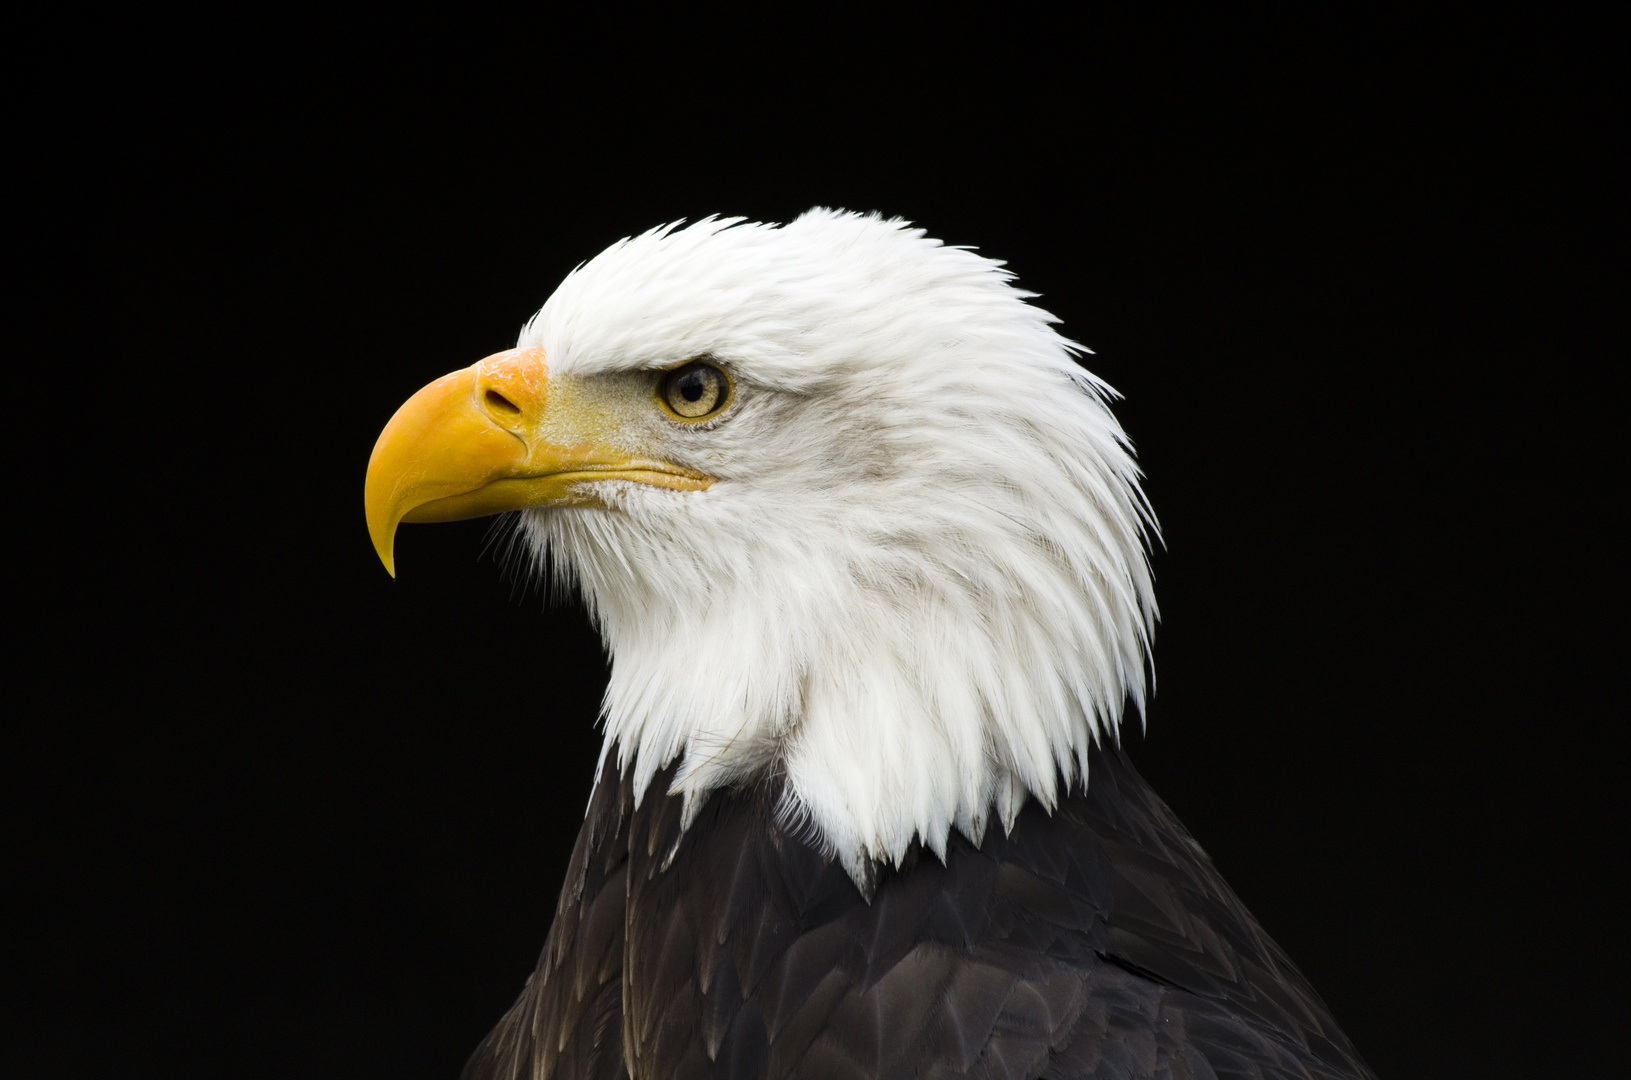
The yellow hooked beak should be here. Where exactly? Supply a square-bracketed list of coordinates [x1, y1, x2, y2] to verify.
[365, 347, 712, 576]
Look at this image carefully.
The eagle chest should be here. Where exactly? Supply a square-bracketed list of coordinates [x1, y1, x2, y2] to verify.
[478, 751, 1369, 1080]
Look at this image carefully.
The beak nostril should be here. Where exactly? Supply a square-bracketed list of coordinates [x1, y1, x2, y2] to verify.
[485, 389, 522, 416]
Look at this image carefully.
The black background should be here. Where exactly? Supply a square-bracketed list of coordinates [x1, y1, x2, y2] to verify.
[15, 9, 1623, 1079]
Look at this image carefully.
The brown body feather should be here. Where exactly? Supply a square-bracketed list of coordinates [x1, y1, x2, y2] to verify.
[462, 743, 1373, 1080]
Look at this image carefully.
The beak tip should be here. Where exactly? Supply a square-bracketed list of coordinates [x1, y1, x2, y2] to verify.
[368, 516, 399, 578]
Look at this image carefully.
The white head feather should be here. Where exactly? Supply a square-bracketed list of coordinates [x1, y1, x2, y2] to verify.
[514, 209, 1158, 887]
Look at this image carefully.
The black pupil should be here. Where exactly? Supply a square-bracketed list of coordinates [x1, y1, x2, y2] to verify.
[679, 370, 707, 402]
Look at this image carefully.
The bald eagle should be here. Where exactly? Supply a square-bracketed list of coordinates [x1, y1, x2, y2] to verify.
[365, 211, 1374, 1080]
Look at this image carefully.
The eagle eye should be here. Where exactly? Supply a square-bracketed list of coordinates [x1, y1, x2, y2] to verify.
[659, 361, 731, 421]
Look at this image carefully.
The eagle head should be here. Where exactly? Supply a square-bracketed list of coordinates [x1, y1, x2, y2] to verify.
[365, 210, 1158, 886]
